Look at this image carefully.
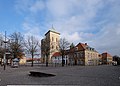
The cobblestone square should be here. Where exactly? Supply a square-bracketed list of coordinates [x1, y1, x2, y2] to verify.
[0, 65, 120, 86]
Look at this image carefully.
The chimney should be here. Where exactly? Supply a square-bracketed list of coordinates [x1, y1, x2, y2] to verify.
[85, 43, 87, 45]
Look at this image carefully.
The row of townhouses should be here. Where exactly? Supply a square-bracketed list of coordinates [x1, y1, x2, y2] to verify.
[41, 28, 113, 66]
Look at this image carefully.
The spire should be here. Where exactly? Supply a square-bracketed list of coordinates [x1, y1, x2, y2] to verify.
[52, 24, 54, 29]
[51, 24, 55, 31]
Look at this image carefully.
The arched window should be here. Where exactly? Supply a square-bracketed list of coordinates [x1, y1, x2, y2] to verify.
[52, 45, 54, 49]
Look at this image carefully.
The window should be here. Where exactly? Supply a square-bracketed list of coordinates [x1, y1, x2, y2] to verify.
[52, 45, 54, 49]
[52, 37, 54, 41]
[80, 53, 83, 57]
[56, 46, 59, 50]
[76, 47, 78, 50]
[56, 38, 58, 42]
[88, 53, 89, 58]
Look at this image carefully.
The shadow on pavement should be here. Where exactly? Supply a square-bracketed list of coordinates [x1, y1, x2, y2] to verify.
[29, 71, 56, 77]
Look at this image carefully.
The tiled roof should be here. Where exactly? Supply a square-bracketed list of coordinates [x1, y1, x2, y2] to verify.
[45, 30, 60, 36]
[80, 43, 87, 49]
[76, 43, 88, 50]
[26, 58, 40, 61]
[52, 52, 61, 57]
[102, 52, 112, 57]
[75, 43, 98, 52]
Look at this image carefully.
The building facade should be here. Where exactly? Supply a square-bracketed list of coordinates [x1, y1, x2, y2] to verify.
[68, 43, 99, 66]
[41, 29, 60, 63]
[51, 43, 100, 66]
[51, 52, 68, 66]
[102, 52, 113, 65]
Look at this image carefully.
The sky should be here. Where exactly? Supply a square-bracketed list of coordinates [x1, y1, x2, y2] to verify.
[0, 0, 120, 56]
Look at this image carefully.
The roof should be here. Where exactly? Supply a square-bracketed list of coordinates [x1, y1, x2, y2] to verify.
[76, 43, 88, 50]
[102, 52, 112, 57]
[80, 43, 88, 49]
[75, 43, 98, 52]
[45, 30, 60, 36]
[52, 52, 61, 57]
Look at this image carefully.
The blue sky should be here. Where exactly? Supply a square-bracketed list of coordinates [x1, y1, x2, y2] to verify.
[0, 0, 120, 56]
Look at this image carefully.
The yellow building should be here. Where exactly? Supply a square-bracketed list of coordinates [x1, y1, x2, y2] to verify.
[19, 57, 26, 65]
[41, 28, 60, 63]
[69, 43, 99, 66]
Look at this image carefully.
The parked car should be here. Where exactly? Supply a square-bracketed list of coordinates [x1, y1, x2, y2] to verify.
[11, 58, 19, 68]
[112, 61, 117, 66]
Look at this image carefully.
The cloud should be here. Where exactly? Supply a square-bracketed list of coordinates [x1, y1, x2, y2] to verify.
[46, 0, 77, 18]
[14, 0, 120, 55]
[15, 0, 46, 40]
[15, 0, 45, 15]
[22, 22, 42, 40]
[45, 0, 104, 34]
[61, 32, 82, 44]
[88, 0, 120, 55]
[30, 0, 45, 13]
[15, 0, 34, 15]
[91, 23, 120, 55]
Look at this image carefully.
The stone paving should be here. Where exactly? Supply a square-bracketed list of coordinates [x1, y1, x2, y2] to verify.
[0, 65, 120, 86]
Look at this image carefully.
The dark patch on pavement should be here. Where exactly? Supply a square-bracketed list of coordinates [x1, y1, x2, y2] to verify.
[29, 71, 56, 77]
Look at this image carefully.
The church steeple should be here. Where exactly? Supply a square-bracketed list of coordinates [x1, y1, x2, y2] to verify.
[51, 24, 55, 31]
[45, 25, 60, 36]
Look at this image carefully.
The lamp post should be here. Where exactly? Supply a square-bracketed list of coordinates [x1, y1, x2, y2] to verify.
[3, 31, 7, 70]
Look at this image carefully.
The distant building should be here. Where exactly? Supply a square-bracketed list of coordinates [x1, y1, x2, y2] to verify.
[98, 54, 102, 65]
[101, 52, 113, 65]
[26, 58, 40, 63]
[19, 56, 26, 65]
[41, 28, 60, 63]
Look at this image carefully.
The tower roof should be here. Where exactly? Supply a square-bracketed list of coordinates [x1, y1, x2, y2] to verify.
[45, 27, 60, 36]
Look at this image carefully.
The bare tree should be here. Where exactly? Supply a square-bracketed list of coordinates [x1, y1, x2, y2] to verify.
[9, 32, 24, 59]
[24, 36, 39, 67]
[59, 38, 70, 67]
[41, 39, 51, 67]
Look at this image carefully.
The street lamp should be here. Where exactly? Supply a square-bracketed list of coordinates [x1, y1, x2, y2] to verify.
[0, 31, 10, 70]
[3, 31, 7, 70]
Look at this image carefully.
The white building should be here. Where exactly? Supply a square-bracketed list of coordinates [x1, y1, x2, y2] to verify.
[51, 52, 68, 65]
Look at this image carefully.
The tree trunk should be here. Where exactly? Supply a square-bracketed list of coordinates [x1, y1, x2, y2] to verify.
[62, 54, 64, 67]
[46, 55, 48, 67]
[31, 53, 34, 67]
[14, 53, 16, 58]
[0, 58, 2, 66]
